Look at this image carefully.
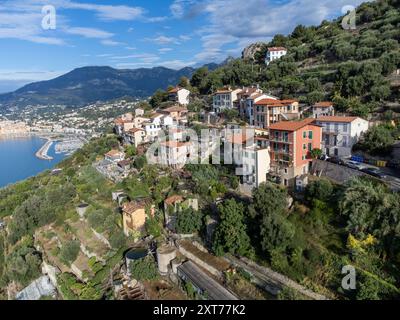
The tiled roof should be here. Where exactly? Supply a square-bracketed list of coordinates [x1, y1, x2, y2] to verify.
[269, 118, 317, 131]
[105, 149, 123, 157]
[160, 140, 190, 148]
[255, 98, 297, 107]
[268, 47, 287, 52]
[164, 195, 184, 206]
[127, 128, 144, 133]
[314, 101, 333, 108]
[122, 199, 152, 214]
[162, 105, 188, 113]
[226, 133, 254, 145]
[315, 116, 359, 123]
[168, 86, 182, 93]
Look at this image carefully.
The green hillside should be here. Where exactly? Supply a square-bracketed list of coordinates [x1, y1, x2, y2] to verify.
[189, 0, 400, 118]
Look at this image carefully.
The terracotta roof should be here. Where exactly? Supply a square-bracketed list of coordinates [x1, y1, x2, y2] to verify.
[238, 87, 259, 95]
[162, 106, 188, 113]
[160, 140, 190, 148]
[164, 195, 184, 206]
[255, 98, 297, 107]
[268, 47, 287, 52]
[314, 101, 333, 108]
[114, 118, 124, 125]
[314, 116, 359, 123]
[122, 199, 152, 214]
[226, 133, 254, 145]
[168, 86, 182, 93]
[149, 113, 163, 119]
[105, 149, 123, 157]
[269, 118, 317, 132]
[127, 128, 144, 133]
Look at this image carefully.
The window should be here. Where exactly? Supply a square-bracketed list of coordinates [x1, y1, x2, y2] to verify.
[308, 131, 313, 139]
[303, 144, 306, 150]
[343, 124, 348, 132]
[303, 131, 307, 138]
[308, 143, 312, 151]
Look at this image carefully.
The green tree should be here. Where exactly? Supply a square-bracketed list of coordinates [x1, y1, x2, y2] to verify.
[305, 178, 333, 202]
[213, 199, 252, 256]
[175, 208, 203, 234]
[250, 183, 295, 253]
[359, 125, 395, 155]
[129, 256, 158, 281]
[60, 240, 80, 266]
[191, 67, 209, 88]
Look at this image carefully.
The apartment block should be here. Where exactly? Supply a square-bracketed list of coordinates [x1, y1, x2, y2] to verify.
[268, 119, 322, 187]
[313, 116, 369, 157]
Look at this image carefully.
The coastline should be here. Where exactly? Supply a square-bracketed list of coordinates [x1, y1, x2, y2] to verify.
[35, 138, 54, 160]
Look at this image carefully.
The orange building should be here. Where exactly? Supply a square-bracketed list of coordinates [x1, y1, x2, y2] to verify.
[253, 99, 300, 128]
[268, 119, 322, 187]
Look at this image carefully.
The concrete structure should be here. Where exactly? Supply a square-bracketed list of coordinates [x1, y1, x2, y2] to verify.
[159, 140, 193, 169]
[124, 128, 146, 147]
[159, 105, 188, 123]
[312, 102, 335, 118]
[135, 108, 145, 117]
[212, 87, 242, 113]
[76, 203, 89, 219]
[156, 245, 177, 275]
[227, 131, 271, 188]
[122, 200, 155, 237]
[143, 122, 162, 141]
[269, 119, 322, 187]
[168, 86, 191, 106]
[177, 261, 238, 300]
[15, 276, 57, 300]
[163, 195, 199, 231]
[313, 116, 369, 157]
[265, 47, 287, 65]
[253, 98, 300, 128]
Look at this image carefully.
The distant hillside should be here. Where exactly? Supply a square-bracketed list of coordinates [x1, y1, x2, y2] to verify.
[0, 64, 219, 109]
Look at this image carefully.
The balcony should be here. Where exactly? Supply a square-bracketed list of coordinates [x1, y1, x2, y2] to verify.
[270, 138, 292, 144]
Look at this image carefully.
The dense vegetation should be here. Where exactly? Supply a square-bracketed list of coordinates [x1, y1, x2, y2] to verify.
[211, 177, 400, 299]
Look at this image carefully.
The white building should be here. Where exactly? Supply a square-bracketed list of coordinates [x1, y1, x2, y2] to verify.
[312, 102, 335, 119]
[168, 86, 191, 106]
[313, 116, 369, 157]
[143, 122, 162, 141]
[265, 47, 287, 65]
[212, 87, 242, 113]
[159, 140, 193, 169]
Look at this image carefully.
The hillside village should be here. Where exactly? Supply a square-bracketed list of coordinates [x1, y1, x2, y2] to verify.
[0, 0, 400, 301]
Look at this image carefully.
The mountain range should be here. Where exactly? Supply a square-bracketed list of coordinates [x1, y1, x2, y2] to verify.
[0, 63, 219, 109]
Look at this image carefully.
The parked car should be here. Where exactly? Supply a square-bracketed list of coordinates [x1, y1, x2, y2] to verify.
[361, 168, 387, 179]
[327, 156, 344, 165]
[344, 160, 367, 171]
[319, 154, 330, 161]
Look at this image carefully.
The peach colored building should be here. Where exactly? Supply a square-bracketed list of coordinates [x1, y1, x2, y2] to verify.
[159, 140, 193, 169]
[269, 119, 322, 187]
[122, 200, 155, 237]
[253, 99, 300, 128]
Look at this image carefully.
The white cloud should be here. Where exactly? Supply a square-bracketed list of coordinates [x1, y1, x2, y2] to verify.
[65, 27, 113, 39]
[172, 0, 368, 64]
[101, 39, 125, 46]
[158, 48, 173, 54]
[145, 35, 180, 45]
[0, 69, 64, 82]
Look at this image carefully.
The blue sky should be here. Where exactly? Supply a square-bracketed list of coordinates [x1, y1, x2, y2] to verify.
[0, 0, 367, 92]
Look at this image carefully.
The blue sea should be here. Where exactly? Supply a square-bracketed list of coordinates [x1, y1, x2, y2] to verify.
[0, 136, 66, 189]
